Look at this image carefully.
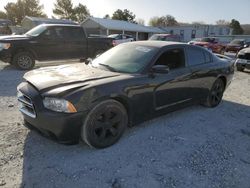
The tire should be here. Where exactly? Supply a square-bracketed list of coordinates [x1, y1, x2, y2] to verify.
[12, 51, 35, 70]
[237, 67, 244, 72]
[204, 79, 225, 108]
[81, 99, 128, 148]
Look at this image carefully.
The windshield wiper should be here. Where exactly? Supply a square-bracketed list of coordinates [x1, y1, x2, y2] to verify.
[98, 63, 118, 72]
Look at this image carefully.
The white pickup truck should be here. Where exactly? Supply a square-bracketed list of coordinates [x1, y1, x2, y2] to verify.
[108, 34, 134, 46]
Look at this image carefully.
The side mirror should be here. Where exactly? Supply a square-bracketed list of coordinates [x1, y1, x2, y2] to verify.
[243, 44, 248, 48]
[152, 65, 170, 74]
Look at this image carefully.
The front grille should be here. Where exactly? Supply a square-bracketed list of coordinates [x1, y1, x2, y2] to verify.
[17, 91, 36, 118]
[238, 53, 250, 60]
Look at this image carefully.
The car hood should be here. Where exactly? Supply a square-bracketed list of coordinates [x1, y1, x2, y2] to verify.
[239, 47, 250, 54]
[0, 34, 31, 42]
[24, 63, 120, 92]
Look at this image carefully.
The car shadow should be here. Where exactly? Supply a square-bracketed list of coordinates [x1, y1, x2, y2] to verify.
[20, 100, 250, 188]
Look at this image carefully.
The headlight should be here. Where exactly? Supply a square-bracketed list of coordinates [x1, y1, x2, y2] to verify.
[43, 97, 77, 113]
[0, 43, 11, 50]
[235, 58, 248, 64]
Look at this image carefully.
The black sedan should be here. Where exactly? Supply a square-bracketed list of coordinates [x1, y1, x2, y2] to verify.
[17, 41, 234, 148]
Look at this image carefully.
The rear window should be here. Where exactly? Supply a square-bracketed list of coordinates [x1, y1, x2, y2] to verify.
[204, 51, 212, 63]
[65, 27, 84, 40]
[187, 47, 206, 66]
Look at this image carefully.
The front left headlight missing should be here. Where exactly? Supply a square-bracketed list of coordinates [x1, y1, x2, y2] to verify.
[43, 97, 77, 113]
[0, 43, 11, 50]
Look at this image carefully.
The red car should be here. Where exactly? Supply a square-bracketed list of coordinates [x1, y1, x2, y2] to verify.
[192, 37, 226, 54]
[225, 39, 250, 54]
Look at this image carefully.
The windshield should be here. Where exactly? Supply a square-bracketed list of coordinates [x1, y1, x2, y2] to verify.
[91, 44, 158, 73]
[149, 35, 180, 42]
[193, 38, 201, 42]
[230, 39, 244, 45]
[201, 38, 215, 42]
[25, 25, 47, 37]
[108, 34, 119, 38]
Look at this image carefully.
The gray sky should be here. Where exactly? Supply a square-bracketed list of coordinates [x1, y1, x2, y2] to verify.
[1, 0, 250, 25]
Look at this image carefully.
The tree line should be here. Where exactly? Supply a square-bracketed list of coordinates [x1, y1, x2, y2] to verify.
[0, 0, 245, 35]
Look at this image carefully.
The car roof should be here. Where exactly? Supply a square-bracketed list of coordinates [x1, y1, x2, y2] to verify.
[40, 24, 81, 27]
[123, 41, 186, 48]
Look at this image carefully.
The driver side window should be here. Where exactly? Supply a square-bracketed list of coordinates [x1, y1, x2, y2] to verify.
[42, 28, 57, 40]
[154, 48, 185, 70]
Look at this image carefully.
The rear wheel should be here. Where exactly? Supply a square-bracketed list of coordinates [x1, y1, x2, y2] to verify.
[204, 79, 225, 108]
[12, 51, 35, 70]
[81, 99, 128, 148]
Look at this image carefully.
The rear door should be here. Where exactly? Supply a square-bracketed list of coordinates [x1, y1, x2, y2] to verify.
[64, 27, 88, 59]
[186, 46, 216, 101]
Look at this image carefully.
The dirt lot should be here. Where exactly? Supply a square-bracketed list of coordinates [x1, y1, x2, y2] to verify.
[0, 60, 250, 188]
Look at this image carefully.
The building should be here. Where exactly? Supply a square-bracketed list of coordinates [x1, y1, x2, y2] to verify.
[163, 25, 232, 42]
[81, 17, 165, 40]
[21, 16, 78, 32]
[0, 19, 12, 26]
[0, 19, 12, 35]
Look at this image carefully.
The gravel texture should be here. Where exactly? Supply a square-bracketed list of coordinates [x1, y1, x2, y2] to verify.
[0, 61, 250, 188]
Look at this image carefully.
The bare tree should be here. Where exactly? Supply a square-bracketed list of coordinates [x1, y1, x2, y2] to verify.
[149, 15, 178, 27]
[216, 19, 230, 25]
[136, 18, 145, 25]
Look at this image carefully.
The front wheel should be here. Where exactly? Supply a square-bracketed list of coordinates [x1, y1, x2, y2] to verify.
[12, 51, 35, 70]
[203, 79, 225, 108]
[81, 99, 128, 148]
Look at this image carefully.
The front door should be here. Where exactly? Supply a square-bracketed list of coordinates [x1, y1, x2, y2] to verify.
[151, 47, 193, 111]
[35, 26, 66, 60]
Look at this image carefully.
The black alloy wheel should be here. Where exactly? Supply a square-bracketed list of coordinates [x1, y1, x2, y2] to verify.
[81, 99, 128, 148]
[204, 79, 225, 108]
[12, 51, 35, 70]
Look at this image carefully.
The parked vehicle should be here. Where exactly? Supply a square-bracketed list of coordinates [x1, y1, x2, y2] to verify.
[17, 41, 234, 148]
[192, 37, 226, 54]
[108, 34, 134, 46]
[235, 47, 250, 71]
[214, 53, 235, 65]
[149, 34, 181, 42]
[187, 38, 201, 44]
[225, 39, 250, 54]
[0, 24, 113, 70]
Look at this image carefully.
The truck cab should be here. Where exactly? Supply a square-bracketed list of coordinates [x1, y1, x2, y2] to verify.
[0, 24, 112, 70]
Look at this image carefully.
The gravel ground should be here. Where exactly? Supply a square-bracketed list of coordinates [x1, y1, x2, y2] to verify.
[0, 60, 250, 188]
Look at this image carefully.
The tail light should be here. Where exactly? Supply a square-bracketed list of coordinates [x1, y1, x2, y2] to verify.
[112, 40, 117, 46]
